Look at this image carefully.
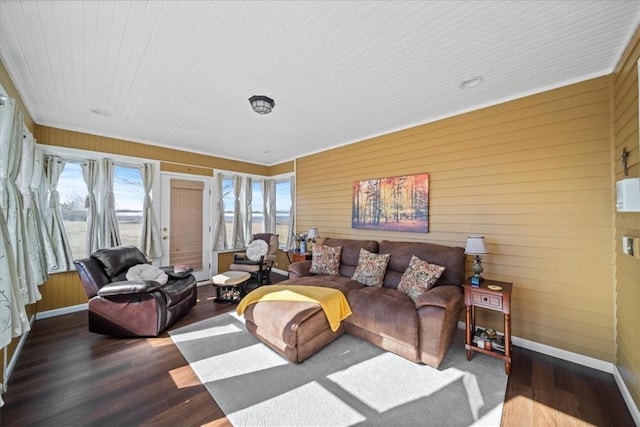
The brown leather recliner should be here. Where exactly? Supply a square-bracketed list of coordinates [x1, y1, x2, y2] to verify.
[73, 245, 198, 337]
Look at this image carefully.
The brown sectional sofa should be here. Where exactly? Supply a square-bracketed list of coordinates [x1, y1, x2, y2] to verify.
[244, 237, 466, 368]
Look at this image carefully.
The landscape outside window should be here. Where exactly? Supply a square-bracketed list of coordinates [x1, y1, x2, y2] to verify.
[222, 176, 292, 249]
[275, 179, 291, 245]
[57, 162, 88, 258]
[57, 163, 144, 259]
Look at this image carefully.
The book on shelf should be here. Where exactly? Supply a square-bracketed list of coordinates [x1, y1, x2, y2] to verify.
[472, 327, 505, 352]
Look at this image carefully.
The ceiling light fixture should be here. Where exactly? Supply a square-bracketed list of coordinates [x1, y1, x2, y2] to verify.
[459, 76, 483, 89]
[89, 108, 111, 116]
[249, 95, 275, 114]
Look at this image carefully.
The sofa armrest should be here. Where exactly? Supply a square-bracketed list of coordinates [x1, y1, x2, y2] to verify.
[97, 280, 163, 297]
[414, 285, 463, 310]
[288, 260, 312, 278]
[160, 265, 193, 279]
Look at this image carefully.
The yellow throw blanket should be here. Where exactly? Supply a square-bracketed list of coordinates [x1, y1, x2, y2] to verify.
[236, 285, 352, 332]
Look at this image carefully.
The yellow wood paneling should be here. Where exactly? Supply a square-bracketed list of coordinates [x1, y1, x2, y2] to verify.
[35, 125, 269, 175]
[160, 162, 213, 177]
[267, 161, 295, 176]
[0, 59, 35, 133]
[296, 76, 616, 362]
[612, 24, 640, 410]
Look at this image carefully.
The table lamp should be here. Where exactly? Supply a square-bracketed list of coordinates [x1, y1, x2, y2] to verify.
[464, 235, 489, 286]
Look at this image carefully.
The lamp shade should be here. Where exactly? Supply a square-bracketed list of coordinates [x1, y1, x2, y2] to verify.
[464, 235, 489, 255]
[307, 227, 319, 239]
[249, 95, 275, 114]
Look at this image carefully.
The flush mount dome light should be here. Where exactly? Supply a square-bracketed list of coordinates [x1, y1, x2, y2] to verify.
[89, 108, 111, 116]
[249, 95, 275, 114]
[459, 76, 483, 89]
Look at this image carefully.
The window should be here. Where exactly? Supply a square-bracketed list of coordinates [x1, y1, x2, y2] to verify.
[113, 165, 144, 247]
[275, 179, 292, 246]
[57, 162, 88, 259]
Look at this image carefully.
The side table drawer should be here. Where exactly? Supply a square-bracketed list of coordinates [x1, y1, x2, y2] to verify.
[470, 291, 503, 310]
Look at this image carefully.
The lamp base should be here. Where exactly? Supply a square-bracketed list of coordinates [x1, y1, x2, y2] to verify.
[470, 275, 484, 287]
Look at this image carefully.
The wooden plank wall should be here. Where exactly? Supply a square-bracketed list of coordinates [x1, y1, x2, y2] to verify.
[612, 25, 640, 410]
[297, 76, 615, 362]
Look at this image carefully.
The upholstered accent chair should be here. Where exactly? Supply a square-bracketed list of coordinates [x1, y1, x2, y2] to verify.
[73, 245, 197, 337]
[230, 233, 279, 285]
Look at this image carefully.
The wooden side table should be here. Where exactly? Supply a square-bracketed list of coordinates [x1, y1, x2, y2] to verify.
[285, 250, 312, 263]
[463, 278, 513, 375]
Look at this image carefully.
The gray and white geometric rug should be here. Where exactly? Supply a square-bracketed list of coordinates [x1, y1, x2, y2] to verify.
[169, 312, 506, 426]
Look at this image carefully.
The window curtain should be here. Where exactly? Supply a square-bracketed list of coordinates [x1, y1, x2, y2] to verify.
[80, 159, 99, 255]
[287, 176, 295, 250]
[263, 178, 276, 234]
[19, 128, 47, 293]
[43, 155, 74, 271]
[244, 176, 252, 245]
[139, 162, 162, 260]
[101, 158, 121, 248]
[0, 95, 30, 378]
[231, 175, 244, 249]
[212, 174, 226, 250]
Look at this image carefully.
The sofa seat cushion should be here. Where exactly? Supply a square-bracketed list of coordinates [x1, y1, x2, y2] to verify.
[160, 276, 196, 307]
[344, 287, 418, 349]
[280, 275, 364, 295]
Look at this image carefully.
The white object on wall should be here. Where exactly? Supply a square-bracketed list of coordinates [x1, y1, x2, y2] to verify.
[616, 178, 640, 212]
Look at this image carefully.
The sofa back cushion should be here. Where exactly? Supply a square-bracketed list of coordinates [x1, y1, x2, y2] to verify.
[91, 245, 150, 281]
[321, 238, 379, 278]
[378, 240, 465, 289]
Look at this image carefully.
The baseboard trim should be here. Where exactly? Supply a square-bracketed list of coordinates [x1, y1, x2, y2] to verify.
[3, 314, 35, 395]
[35, 303, 87, 320]
[273, 267, 288, 276]
[457, 321, 640, 420]
[613, 365, 640, 425]
[456, 321, 612, 372]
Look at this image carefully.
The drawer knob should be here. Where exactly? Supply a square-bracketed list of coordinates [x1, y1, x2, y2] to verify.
[483, 297, 488, 302]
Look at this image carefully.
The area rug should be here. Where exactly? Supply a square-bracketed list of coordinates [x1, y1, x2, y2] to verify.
[169, 312, 507, 426]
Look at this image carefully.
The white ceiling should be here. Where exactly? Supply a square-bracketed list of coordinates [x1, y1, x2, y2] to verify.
[1, 1, 639, 166]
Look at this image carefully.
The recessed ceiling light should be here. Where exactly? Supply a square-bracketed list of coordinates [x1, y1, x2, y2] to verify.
[459, 76, 483, 89]
[89, 108, 111, 116]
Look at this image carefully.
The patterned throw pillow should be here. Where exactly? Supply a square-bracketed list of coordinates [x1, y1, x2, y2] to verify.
[310, 244, 342, 275]
[397, 255, 446, 301]
[351, 248, 390, 287]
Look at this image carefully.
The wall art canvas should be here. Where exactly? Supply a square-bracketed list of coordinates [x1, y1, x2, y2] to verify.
[352, 173, 429, 233]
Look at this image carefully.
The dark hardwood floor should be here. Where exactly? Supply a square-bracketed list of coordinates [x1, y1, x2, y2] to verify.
[1, 275, 635, 426]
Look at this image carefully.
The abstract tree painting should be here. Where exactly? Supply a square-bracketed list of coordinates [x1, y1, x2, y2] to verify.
[352, 173, 429, 233]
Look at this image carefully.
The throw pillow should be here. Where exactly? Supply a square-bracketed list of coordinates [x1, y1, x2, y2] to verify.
[246, 239, 269, 261]
[397, 255, 446, 301]
[126, 264, 169, 285]
[310, 244, 342, 275]
[351, 248, 390, 287]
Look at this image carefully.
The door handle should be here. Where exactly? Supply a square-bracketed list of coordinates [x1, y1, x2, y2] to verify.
[162, 236, 168, 240]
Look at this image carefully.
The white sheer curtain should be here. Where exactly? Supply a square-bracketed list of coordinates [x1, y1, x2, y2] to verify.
[2, 102, 35, 306]
[19, 127, 47, 294]
[212, 174, 226, 250]
[139, 162, 162, 260]
[263, 178, 276, 234]
[44, 155, 74, 271]
[231, 175, 244, 249]
[101, 158, 121, 248]
[244, 176, 252, 244]
[80, 159, 99, 255]
[0, 95, 31, 405]
[287, 176, 295, 250]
